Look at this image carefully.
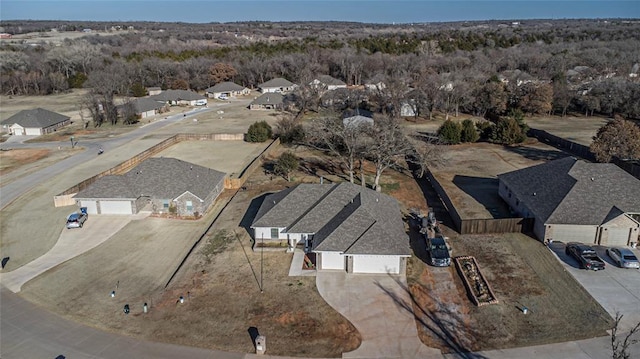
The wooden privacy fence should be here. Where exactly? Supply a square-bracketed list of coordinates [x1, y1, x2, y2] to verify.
[426, 170, 533, 235]
[459, 218, 534, 235]
[54, 133, 268, 206]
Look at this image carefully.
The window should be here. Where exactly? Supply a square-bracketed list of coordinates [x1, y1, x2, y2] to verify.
[270, 228, 279, 239]
[163, 200, 169, 209]
[186, 200, 193, 211]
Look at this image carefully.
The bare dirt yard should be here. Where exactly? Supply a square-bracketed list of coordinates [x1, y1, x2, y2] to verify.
[433, 141, 567, 219]
[0, 147, 82, 185]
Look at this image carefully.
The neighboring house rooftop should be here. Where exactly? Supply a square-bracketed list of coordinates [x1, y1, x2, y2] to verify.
[258, 78, 294, 88]
[149, 89, 205, 102]
[498, 157, 640, 225]
[1, 108, 70, 127]
[250, 93, 283, 106]
[252, 182, 411, 256]
[74, 157, 225, 201]
[205, 82, 246, 93]
[119, 98, 166, 113]
[312, 75, 346, 86]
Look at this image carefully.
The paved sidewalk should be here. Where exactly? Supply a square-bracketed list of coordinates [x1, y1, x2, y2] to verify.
[316, 271, 442, 359]
[0, 213, 147, 292]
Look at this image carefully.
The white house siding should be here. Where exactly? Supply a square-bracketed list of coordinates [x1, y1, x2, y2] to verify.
[140, 110, 155, 118]
[351, 255, 401, 274]
[319, 251, 345, 270]
[253, 227, 287, 240]
[25, 127, 42, 136]
[547, 224, 598, 244]
[99, 200, 134, 214]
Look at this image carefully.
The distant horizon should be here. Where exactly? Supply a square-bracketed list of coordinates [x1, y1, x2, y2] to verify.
[1, 1, 639, 24]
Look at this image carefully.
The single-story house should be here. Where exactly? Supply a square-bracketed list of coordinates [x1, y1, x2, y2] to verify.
[309, 75, 347, 91]
[257, 78, 297, 93]
[498, 157, 640, 246]
[149, 89, 207, 106]
[73, 157, 225, 216]
[249, 93, 284, 110]
[117, 98, 169, 119]
[205, 82, 250, 99]
[251, 182, 412, 274]
[400, 102, 417, 117]
[1, 108, 71, 136]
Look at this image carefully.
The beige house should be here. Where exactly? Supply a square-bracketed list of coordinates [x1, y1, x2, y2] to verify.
[205, 82, 250, 99]
[498, 157, 640, 246]
[1, 108, 70, 136]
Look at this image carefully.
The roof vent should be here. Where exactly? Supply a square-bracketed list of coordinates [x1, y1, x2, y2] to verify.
[273, 200, 276, 204]
[376, 198, 379, 202]
[591, 177, 594, 181]
[533, 192, 536, 196]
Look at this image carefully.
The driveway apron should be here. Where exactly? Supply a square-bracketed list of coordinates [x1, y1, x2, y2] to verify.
[316, 271, 442, 359]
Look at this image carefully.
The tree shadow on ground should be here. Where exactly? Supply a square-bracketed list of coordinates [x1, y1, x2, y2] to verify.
[406, 217, 429, 264]
[407, 170, 456, 232]
[374, 276, 488, 359]
[452, 175, 512, 219]
[502, 145, 570, 162]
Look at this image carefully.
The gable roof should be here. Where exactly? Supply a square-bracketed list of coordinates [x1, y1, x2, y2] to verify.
[252, 183, 411, 256]
[258, 78, 294, 89]
[312, 75, 346, 86]
[250, 93, 283, 106]
[498, 157, 640, 225]
[1, 108, 70, 128]
[119, 98, 166, 113]
[149, 89, 205, 102]
[74, 157, 225, 201]
[205, 82, 246, 93]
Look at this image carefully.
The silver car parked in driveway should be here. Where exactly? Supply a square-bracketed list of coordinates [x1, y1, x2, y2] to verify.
[66, 212, 88, 229]
[606, 247, 640, 269]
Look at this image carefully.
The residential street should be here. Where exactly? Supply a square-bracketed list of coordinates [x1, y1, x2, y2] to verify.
[0, 107, 213, 209]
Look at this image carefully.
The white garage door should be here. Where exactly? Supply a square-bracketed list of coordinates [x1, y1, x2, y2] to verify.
[99, 200, 133, 214]
[551, 224, 598, 244]
[80, 200, 98, 215]
[25, 128, 42, 136]
[352, 255, 401, 274]
[320, 252, 345, 270]
[607, 228, 631, 247]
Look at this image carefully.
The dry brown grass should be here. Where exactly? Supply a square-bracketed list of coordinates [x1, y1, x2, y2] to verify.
[0, 148, 50, 175]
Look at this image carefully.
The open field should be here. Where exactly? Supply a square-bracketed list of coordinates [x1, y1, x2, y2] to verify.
[433, 141, 566, 219]
[0, 89, 90, 123]
[0, 147, 82, 186]
[525, 115, 609, 146]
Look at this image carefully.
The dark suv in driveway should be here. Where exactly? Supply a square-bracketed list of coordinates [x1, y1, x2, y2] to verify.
[426, 236, 451, 267]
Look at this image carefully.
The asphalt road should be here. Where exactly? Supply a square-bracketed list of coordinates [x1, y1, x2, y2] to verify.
[0, 107, 212, 210]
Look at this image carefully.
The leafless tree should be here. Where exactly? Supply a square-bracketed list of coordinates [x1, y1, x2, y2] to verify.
[611, 312, 640, 359]
[365, 114, 412, 191]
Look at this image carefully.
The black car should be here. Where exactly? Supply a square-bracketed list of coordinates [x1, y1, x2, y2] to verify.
[426, 236, 451, 267]
[565, 242, 606, 271]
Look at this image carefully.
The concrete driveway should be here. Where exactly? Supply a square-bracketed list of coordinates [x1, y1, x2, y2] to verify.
[0, 213, 146, 292]
[549, 242, 640, 330]
[316, 271, 441, 359]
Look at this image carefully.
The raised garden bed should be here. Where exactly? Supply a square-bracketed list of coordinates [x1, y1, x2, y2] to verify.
[454, 255, 498, 306]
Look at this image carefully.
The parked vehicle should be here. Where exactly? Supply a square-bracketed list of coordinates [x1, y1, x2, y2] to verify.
[426, 236, 451, 267]
[606, 247, 640, 269]
[565, 242, 606, 270]
[66, 211, 88, 229]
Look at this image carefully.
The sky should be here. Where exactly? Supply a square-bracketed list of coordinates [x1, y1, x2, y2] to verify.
[0, 1, 639, 24]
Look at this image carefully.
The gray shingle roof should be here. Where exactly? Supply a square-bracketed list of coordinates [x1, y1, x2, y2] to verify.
[1, 108, 69, 128]
[498, 157, 640, 225]
[252, 183, 411, 256]
[250, 93, 283, 106]
[205, 82, 246, 93]
[119, 98, 166, 113]
[74, 157, 225, 201]
[313, 75, 346, 86]
[149, 89, 205, 102]
[258, 78, 294, 89]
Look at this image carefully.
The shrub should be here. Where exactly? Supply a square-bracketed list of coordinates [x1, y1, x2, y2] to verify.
[274, 151, 299, 181]
[246, 121, 273, 142]
[461, 119, 480, 143]
[438, 119, 462, 144]
[489, 117, 526, 145]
